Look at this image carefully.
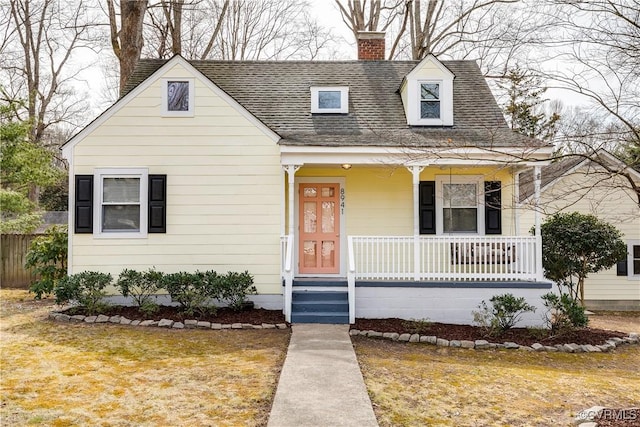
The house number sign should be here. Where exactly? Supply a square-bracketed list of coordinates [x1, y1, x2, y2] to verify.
[340, 188, 346, 214]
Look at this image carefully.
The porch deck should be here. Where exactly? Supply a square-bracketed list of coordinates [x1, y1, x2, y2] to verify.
[282, 234, 545, 324]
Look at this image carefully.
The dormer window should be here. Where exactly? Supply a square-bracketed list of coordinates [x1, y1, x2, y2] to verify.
[311, 87, 349, 114]
[400, 55, 454, 126]
[420, 82, 440, 119]
[162, 78, 194, 117]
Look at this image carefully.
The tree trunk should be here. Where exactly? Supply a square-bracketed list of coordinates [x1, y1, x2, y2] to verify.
[118, 0, 148, 95]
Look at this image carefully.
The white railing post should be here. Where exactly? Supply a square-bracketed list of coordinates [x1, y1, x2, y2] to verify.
[409, 166, 425, 280]
[283, 234, 294, 322]
[534, 166, 544, 281]
[347, 236, 356, 324]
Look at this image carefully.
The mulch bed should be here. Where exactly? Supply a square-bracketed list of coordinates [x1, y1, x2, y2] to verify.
[352, 318, 628, 346]
[60, 305, 629, 347]
[62, 305, 286, 325]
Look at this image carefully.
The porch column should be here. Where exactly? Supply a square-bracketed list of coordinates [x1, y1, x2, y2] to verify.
[409, 166, 425, 281]
[283, 165, 301, 237]
[534, 165, 543, 281]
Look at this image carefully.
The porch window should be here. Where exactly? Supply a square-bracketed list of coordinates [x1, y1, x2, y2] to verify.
[443, 183, 477, 233]
[433, 175, 485, 235]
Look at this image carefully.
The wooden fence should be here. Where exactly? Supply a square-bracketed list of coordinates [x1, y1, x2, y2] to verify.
[1, 234, 42, 288]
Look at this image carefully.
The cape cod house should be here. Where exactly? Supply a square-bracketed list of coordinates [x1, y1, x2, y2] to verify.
[62, 32, 554, 325]
[518, 151, 640, 310]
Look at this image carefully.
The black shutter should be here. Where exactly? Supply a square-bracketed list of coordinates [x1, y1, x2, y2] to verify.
[75, 175, 93, 234]
[419, 181, 436, 234]
[617, 260, 628, 276]
[484, 181, 502, 235]
[148, 174, 167, 233]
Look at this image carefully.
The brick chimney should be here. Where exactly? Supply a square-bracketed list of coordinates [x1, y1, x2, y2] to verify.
[357, 31, 386, 60]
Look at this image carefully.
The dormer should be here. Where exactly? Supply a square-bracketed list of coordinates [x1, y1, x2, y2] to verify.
[400, 55, 455, 126]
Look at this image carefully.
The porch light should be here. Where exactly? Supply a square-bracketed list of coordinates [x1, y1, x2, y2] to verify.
[341, 164, 352, 170]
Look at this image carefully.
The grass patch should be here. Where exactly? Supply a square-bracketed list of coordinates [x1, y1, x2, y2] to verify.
[1, 289, 290, 426]
[354, 336, 640, 426]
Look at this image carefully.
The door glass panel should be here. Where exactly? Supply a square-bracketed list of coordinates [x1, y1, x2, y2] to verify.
[321, 201, 335, 233]
[321, 187, 335, 197]
[321, 241, 335, 268]
[303, 187, 317, 198]
[303, 241, 317, 267]
[303, 202, 317, 233]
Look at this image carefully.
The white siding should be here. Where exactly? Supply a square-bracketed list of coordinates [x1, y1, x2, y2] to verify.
[70, 62, 282, 294]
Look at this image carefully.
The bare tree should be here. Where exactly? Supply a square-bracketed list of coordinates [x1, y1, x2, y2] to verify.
[3, 0, 95, 145]
[106, 0, 148, 93]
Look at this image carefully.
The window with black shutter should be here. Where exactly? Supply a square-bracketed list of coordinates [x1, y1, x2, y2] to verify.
[148, 175, 167, 233]
[75, 175, 93, 233]
[484, 181, 502, 235]
[419, 181, 436, 234]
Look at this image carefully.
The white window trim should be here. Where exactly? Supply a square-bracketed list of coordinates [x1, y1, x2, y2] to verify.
[94, 168, 148, 239]
[407, 79, 453, 126]
[435, 175, 484, 235]
[310, 86, 349, 114]
[161, 78, 195, 117]
[627, 240, 640, 281]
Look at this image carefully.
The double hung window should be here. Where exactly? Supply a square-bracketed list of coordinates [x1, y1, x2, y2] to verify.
[95, 168, 148, 237]
[420, 82, 441, 119]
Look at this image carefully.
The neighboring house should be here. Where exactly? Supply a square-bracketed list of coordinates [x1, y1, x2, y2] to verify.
[518, 151, 640, 310]
[62, 32, 554, 325]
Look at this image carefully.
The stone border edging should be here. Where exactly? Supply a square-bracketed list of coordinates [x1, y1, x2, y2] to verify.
[48, 312, 289, 330]
[348, 329, 639, 353]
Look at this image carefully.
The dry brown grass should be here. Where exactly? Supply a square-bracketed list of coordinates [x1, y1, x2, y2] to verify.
[589, 311, 640, 334]
[354, 334, 640, 427]
[0, 289, 290, 427]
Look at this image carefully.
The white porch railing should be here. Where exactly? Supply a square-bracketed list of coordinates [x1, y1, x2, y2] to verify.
[349, 235, 541, 282]
[281, 234, 294, 322]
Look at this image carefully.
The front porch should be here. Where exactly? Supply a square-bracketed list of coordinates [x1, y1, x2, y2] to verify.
[281, 234, 549, 324]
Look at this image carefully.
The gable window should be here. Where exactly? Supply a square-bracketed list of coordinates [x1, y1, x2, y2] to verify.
[420, 82, 440, 119]
[94, 168, 148, 238]
[162, 79, 194, 116]
[311, 87, 349, 114]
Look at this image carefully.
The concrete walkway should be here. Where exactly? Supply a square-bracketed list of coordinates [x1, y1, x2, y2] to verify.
[267, 324, 379, 427]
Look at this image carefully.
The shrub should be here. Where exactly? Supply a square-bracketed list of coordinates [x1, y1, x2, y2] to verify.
[25, 225, 68, 299]
[541, 292, 588, 332]
[219, 271, 257, 311]
[473, 293, 536, 334]
[162, 271, 218, 317]
[116, 268, 164, 315]
[54, 271, 112, 315]
[535, 212, 626, 305]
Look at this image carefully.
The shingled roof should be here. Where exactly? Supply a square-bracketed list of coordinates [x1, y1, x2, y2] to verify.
[124, 58, 547, 148]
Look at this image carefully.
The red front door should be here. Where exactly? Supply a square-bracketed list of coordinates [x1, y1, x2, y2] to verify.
[299, 183, 340, 274]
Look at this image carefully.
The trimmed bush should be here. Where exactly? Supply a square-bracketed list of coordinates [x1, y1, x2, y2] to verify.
[541, 292, 588, 332]
[219, 271, 256, 311]
[54, 271, 112, 315]
[162, 271, 219, 317]
[473, 293, 536, 334]
[116, 268, 164, 315]
[25, 225, 68, 299]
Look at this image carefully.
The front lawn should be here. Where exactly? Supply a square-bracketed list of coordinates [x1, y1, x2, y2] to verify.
[354, 336, 640, 426]
[0, 289, 290, 427]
